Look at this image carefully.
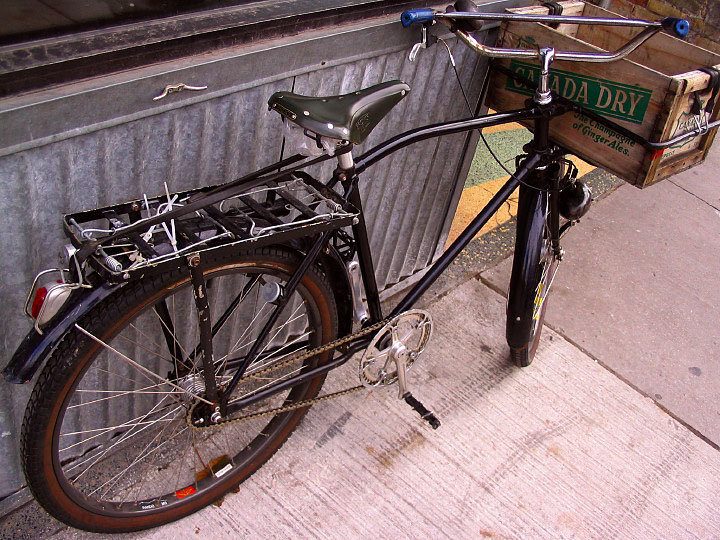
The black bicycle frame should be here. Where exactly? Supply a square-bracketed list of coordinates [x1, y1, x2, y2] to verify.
[222, 103, 566, 415]
[219, 60, 703, 413]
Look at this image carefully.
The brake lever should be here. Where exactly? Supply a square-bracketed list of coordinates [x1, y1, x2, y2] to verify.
[409, 24, 438, 62]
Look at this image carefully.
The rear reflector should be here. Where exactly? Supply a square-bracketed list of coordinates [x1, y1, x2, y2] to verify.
[30, 287, 48, 319]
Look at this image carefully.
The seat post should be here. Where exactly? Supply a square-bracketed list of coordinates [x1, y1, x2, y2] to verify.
[337, 146, 354, 170]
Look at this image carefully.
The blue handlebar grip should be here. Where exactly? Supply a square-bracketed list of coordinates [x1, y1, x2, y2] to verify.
[661, 17, 689, 38]
[401, 9, 436, 27]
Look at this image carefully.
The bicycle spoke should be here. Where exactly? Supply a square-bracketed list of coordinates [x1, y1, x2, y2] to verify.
[101, 417, 188, 501]
[94, 417, 189, 499]
[228, 365, 305, 404]
[226, 305, 306, 369]
[75, 324, 212, 405]
[255, 305, 307, 359]
[213, 300, 271, 368]
[61, 414, 177, 441]
[119, 328, 177, 367]
[243, 330, 312, 375]
[87, 364, 152, 388]
[154, 299, 186, 366]
[185, 274, 262, 372]
[61, 400, 181, 460]
[67, 397, 180, 481]
[70, 382, 182, 409]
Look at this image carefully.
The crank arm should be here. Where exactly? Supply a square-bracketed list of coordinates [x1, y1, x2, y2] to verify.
[391, 342, 440, 429]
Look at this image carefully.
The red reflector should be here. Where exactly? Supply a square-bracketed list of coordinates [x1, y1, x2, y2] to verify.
[31, 287, 48, 319]
[175, 486, 196, 499]
[651, 149, 665, 160]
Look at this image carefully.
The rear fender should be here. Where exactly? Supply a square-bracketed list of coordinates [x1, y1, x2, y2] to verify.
[284, 240, 353, 338]
[3, 283, 122, 384]
[317, 249, 353, 338]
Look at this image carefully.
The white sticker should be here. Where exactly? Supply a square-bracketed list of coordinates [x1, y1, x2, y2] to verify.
[215, 463, 232, 478]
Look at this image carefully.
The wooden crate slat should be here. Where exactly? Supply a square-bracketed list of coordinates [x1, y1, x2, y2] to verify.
[578, 4, 720, 78]
[507, 1, 585, 38]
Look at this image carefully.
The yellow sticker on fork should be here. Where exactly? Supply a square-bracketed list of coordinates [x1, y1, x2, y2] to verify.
[533, 284, 544, 321]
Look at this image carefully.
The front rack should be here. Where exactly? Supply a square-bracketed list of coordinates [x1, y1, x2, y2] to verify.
[64, 173, 357, 282]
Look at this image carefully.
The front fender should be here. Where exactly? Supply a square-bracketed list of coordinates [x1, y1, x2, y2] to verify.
[3, 283, 122, 384]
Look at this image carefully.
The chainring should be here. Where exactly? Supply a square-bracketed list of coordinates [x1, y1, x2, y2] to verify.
[359, 309, 433, 388]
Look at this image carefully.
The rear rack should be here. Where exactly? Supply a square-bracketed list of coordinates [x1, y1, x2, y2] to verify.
[64, 173, 357, 282]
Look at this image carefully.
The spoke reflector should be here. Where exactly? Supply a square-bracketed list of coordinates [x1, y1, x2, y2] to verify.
[175, 486, 196, 499]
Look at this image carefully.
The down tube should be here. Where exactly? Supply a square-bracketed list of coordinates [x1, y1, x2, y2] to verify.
[390, 151, 544, 316]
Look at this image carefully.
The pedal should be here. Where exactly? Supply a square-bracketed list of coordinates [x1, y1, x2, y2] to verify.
[403, 392, 440, 430]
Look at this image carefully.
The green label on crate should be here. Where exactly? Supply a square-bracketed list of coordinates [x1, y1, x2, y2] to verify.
[505, 60, 653, 125]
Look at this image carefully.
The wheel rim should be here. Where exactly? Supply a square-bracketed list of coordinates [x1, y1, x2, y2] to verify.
[49, 259, 331, 518]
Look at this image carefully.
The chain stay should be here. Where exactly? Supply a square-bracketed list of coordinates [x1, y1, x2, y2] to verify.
[188, 317, 391, 430]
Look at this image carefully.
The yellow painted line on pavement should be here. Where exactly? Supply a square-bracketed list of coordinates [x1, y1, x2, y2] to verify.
[482, 121, 525, 134]
[446, 155, 595, 248]
[446, 176, 520, 248]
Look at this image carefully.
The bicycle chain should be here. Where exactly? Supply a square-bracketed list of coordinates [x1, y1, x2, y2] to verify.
[187, 317, 392, 431]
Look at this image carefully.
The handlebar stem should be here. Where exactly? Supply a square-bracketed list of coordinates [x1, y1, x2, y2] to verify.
[535, 47, 555, 105]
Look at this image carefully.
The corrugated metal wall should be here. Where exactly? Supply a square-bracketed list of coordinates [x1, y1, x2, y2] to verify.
[0, 5, 516, 509]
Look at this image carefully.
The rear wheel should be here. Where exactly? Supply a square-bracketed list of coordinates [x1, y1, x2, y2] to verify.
[21, 246, 338, 533]
[506, 186, 559, 367]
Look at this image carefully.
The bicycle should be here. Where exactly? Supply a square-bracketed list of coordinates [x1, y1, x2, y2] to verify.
[3, 1, 716, 533]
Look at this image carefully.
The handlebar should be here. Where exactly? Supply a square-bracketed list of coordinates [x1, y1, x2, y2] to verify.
[401, 7, 690, 63]
[400, 9, 435, 27]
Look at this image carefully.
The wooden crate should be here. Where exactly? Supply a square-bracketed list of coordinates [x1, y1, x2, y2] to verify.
[486, 1, 720, 187]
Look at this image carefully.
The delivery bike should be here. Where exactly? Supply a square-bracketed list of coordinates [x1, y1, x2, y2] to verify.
[4, 2, 714, 532]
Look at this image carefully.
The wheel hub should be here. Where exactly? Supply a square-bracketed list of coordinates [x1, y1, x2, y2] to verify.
[177, 374, 206, 400]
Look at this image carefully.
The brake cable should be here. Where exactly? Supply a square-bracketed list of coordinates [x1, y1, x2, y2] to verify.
[442, 31, 556, 192]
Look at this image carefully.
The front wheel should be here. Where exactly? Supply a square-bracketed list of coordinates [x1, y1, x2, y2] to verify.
[506, 185, 559, 367]
[21, 246, 338, 533]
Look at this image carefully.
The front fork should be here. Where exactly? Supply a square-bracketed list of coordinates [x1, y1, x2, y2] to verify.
[547, 163, 564, 260]
[519, 148, 565, 261]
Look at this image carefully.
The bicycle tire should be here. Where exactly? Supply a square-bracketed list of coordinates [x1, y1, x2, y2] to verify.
[21, 246, 338, 533]
[506, 185, 558, 367]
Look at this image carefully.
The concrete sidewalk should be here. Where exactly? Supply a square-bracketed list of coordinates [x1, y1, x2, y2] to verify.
[44, 145, 720, 539]
[485, 143, 720, 448]
[53, 281, 720, 540]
